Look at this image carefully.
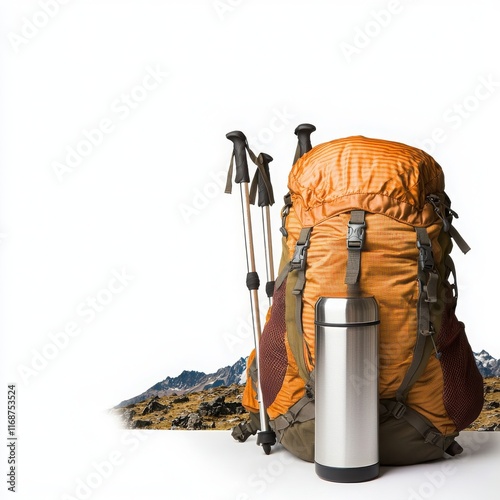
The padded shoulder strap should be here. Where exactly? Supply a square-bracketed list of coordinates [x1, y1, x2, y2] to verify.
[395, 228, 440, 403]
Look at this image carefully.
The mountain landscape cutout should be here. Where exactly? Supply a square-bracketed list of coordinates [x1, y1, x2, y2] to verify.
[474, 350, 500, 378]
[115, 357, 247, 408]
[111, 351, 500, 431]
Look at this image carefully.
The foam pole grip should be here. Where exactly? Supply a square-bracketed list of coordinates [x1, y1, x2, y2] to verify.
[257, 153, 273, 208]
[226, 130, 250, 184]
[294, 123, 317, 158]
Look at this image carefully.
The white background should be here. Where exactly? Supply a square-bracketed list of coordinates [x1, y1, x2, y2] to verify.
[1, 1, 499, 498]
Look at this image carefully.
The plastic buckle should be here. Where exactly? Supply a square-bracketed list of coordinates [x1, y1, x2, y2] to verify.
[424, 430, 442, 447]
[392, 402, 407, 419]
[417, 240, 434, 271]
[347, 221, 366, 250]
[280, 205, 290, 237]
[231, 423, 252, 443]
[427, 195, 451, 232]
[290, 242, 309, 270]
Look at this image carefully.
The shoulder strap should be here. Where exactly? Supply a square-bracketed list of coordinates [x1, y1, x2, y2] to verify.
[272, 227, 313, 381]
[396, 227, 440, 404]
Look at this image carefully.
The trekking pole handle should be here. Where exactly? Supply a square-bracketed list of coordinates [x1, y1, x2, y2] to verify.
[294, 123, 316, 158]
[257, 153, 273, 208]
[226, 130, 250, 184]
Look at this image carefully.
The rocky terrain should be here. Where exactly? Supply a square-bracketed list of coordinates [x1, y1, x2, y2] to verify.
[111, 378, 500, 432]
[467, 377, 500, 431]
[111, 384, 248, 431]
[112, 351, 500, 432]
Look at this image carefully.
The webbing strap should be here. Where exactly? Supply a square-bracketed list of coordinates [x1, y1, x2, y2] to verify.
[249, 153, 275, 206]
[231, 419, 259, 442]
[274, 226, 312, 293]
[380, 400, 463, 455]
[395, 228, 437, 403]
[396, 326, 433, 403]
[291, 228, 312, 339]
[225, 143, 269, 197]
[273, 228, 313, 382]
[280, 193, 292, 237]
[416, 228, 438, 304]
[224, 153, 236, 194]
[427, 193, 470, 255]
[345, 210, 366, 287]
[290, 228, 312, 290]
[274, 262, 291, 291]
[271, 392, 315, 433]
[449, 224, 471, 254]
[290, 228, 312, 266]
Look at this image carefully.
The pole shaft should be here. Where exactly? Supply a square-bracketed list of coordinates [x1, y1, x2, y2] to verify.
[264, 207, 275, 281]
[242, 183, 258, 274]
[241, 184, 271, 432]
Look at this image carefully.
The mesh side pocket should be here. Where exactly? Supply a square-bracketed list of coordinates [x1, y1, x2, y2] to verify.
[438, 301, 484, 430]
[260, 278, 288, 410]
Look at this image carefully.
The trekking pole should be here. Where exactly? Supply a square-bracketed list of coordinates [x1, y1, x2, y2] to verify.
[294, 123, 316, 161]
[225, 131, 276, 455]
[251, 153, 275, 306]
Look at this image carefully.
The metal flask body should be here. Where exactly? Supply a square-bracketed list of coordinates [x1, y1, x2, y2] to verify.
[314, 296, 380, 483]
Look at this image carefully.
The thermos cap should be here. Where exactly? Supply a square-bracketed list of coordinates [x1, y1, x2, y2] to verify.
[315, 296, 379, 327]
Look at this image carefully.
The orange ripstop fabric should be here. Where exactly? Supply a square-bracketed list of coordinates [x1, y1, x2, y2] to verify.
[288, 135, 444, 228]
[270, 136, 454, 432]
[245, 134, 483, 461]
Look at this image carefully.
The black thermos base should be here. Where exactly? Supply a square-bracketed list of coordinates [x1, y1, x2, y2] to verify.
[315, 462, 379, 483]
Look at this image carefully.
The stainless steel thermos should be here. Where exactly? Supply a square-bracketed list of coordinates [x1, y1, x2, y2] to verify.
[314, 296, 380, 482]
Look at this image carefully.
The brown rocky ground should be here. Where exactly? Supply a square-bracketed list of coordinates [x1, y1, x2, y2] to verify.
[112, 378, 500, 432]
[111, 384, 248, 430]
[467, 377, 500, 431]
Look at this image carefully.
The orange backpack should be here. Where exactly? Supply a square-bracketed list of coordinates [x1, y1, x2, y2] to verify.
[235, 134, 483, 465]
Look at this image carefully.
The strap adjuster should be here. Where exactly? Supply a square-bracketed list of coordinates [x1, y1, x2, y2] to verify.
[290, 228, 312, 271]
[290, 242, 308, 271]
[392, 402, 407, 419]
[424, 430, 442, 447]
[347, 221, 366, 250]
[417, 240, 434, 271]
[231, 422, 257, 443]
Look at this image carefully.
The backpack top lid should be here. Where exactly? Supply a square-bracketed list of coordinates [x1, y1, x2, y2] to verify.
[288, 135, 445, 228]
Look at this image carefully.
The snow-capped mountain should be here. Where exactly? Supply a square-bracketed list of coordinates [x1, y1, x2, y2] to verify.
[115, 350, 499, 409]
[115, 357, 247, 408]
[474, 350, 500, 378]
